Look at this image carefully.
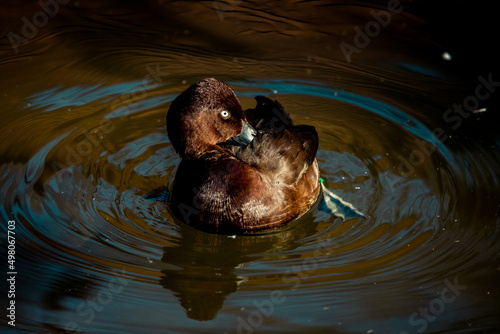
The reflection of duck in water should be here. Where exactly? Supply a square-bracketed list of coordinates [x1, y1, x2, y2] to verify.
[159, 223, 294, 321]
[166, 78, 321, 234]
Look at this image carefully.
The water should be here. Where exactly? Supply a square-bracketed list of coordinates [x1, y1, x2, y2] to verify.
[1, 1, 499, 333]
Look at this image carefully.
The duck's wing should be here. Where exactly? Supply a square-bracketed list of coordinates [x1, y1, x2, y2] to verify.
[228, 97, 318, 185]
[234, 127, 318, 185]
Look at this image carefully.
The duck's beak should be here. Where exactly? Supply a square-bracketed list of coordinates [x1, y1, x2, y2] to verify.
[230, 121, 257, 146]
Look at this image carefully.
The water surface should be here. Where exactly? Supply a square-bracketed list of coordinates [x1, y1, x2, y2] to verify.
[1, 1, 499, 333]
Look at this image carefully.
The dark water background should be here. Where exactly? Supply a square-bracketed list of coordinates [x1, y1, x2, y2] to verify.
[1, 1, 499, 333]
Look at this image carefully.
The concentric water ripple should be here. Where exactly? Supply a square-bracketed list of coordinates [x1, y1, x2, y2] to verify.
[1, 68, 499, 334]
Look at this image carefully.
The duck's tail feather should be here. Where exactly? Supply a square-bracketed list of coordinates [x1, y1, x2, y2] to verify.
[245, 96, 294, 130]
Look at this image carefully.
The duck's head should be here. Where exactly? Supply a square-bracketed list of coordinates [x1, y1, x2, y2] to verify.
[167, 78, 256, 158]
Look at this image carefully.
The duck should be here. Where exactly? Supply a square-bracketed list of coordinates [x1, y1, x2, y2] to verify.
[166, 78, 320, 234]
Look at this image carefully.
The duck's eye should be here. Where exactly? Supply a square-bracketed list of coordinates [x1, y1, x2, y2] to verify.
[220, 110, 230, 118]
